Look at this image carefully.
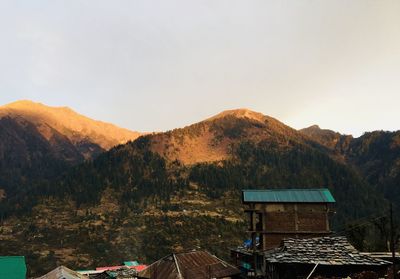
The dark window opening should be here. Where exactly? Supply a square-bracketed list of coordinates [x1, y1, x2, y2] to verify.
[248, 212, 254, 231]
[256, 212, 263, 231]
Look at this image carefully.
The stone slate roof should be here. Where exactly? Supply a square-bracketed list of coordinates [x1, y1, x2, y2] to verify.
[264, 236, 390, 266]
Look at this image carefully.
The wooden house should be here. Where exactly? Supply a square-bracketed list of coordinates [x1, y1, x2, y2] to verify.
[231, 188, 391, 278]
[242, 188, 335, 250]
[232, 188, 335, 277]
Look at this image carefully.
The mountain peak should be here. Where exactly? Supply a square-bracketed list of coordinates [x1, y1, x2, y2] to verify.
[2, 100, 74, 112]
[308, 124, 321, 129]
[0, 100, 141, 151]
[147, 108, 302, 165]
[206, 108, 267, 123]
[2, 99, 42, 109]
[301, 125, 322, 132]
[301, 125, 339, 135]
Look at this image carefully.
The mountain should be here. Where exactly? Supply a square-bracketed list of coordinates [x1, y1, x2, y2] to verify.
[148, 108, 306, 164]
[0, 100, 141, 158]
[0, 108, 388, 276]
[343, 131, 400, 202]
[0, 100, 141, 216]
[300, 126, 400, 200]
[300, 125, 353, 154]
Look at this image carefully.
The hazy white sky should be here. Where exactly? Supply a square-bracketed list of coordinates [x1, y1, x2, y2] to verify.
[1, 0, 399, 136]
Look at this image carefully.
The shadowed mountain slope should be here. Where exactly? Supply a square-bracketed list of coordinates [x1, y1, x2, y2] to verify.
[345, 131, 400, 203]
[300, 125, 353, 153]
[300, 126, 400, 206]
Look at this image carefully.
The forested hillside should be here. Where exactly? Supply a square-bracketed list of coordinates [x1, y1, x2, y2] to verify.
[0, 107, 399, 276]
[0, 101, 141, 220]
[301, 126, 400, 205]
[345, 131, 400, 205]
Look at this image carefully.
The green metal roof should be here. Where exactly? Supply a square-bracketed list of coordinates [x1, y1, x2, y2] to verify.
[124, 261, 139, 266]
[0, 256, 27, 279]
[242, 188, 335, 203]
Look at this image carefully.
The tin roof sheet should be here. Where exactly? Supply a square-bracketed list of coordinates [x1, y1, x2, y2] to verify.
[138, 250, 240, 279]
[124, 261, 139, 266]
[242, 188, 335, 203]
[0, 256, 27, 279]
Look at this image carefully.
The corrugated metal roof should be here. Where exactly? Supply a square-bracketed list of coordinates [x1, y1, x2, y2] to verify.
[131, 265, 147, 272]
[124, 261, 139, 266]
[96, 266, 124, 271]
[95, 264, 147, 272]
[138, 250, 240, 279]
[0, 256, 27, 279]
[242, 188, 335, 203]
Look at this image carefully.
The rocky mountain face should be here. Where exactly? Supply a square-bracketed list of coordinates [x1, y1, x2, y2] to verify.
[0, 104, 399, 276]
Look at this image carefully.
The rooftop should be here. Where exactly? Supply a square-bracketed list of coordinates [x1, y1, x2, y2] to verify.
[89, 268, 139, 279]
[242, 188, 335, 203]
[264, 236, 390, 266]
[0, 256, 27, 279]
[138, 250, 240, 279]
[36, 266, 88, 279]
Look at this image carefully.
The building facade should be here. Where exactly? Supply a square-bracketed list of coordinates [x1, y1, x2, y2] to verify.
[231, 188, 336, 277]
[243, 188, 335, 251]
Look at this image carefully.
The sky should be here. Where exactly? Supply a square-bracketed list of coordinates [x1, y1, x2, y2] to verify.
[0, 1, 399, 136]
